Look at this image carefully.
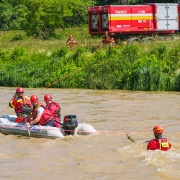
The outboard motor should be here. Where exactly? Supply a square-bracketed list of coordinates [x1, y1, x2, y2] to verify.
[63, 115, 78, 135]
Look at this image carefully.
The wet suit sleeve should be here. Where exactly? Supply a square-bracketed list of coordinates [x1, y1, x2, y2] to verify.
[9, 99, 16, 108]
[147, 140, 158, 150]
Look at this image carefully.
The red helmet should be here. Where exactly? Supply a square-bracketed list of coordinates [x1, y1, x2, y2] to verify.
[69, 34, 72, 37]
[153, 126, 163, 134]
[105, 31, 108, 34]
[30, 95, 38, 102]
[44, 94, 52, 101]
[16, 87, 24, 93]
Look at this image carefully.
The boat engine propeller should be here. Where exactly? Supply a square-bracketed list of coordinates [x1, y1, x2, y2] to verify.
[62, 115, 78, 135]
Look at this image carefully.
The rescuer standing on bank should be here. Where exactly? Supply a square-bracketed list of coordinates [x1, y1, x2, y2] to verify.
[147, 126, 172, 151]
[67, 34, 78, 49]
[102, 31, 116, 47]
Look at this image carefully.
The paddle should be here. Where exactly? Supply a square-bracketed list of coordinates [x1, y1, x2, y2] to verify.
[127, 133, 136, 142]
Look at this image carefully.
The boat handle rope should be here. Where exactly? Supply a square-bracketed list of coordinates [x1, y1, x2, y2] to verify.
[0, 119, 180, 136]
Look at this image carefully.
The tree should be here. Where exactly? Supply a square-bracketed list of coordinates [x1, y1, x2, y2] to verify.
[63, 0, 95, 27]
[22, 0, 82, 39]
[0, 1, 27, 30]
[95, 0, 177, 5]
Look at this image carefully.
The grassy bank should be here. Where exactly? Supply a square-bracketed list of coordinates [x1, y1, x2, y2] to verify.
[0, 26, 102, 52]
[0, 28, 180, 91]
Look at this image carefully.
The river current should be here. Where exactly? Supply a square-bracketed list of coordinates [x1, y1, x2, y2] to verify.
[0, 87, 180, 180]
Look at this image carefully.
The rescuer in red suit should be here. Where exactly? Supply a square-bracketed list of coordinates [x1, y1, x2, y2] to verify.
[9, 87, 32, 123]
[147, 126, 172, 151]
[67, 34, 78, 48]
[102, 31, 116, 47]
[25, 95, 55, 127]
[44, 94, 61, 128]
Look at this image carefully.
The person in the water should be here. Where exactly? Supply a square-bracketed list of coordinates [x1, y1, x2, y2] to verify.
[147, 126, 172, 151]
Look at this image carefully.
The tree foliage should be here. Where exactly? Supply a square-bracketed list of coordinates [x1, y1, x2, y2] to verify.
[95, 0, 177, 5]
[0, 42, 180, 90]
[22, 0, 94, 39]
[0, 0, 178, 37]
[22, 0, 72, 39]
[63, 0, 95, 27]
[0, 0, 27, 30]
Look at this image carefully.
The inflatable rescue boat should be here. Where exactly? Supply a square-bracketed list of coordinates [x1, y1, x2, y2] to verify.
[0, 115, 97, 139]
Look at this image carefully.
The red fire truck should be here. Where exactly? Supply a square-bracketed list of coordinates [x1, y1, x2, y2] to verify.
[88, 3, 179, 44]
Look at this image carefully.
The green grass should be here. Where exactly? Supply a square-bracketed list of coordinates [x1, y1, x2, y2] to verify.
[1, 27, 180, 91]
[0, 26, 102, 53]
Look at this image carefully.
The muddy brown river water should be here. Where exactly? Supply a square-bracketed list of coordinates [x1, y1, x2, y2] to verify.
[0, 87, 180, 180]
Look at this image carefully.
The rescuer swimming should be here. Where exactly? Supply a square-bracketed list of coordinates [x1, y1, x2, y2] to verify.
[147, 126, 172, 151]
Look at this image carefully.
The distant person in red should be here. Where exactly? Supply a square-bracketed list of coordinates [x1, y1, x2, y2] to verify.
[44, 94, 61, 128]
[9, 87, 32, 123]
[147, 126, 172, 151]
[102, 31, 116, 47]
[67, 34, 78, 48]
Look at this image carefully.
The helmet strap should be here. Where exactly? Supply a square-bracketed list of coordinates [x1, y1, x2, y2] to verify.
[33, 103, 38, 109]
[16, 92, 23, 97]
[154, 132, 162, 139]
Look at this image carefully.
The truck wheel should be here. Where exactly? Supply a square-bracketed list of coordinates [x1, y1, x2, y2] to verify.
[128, 38, 141, 45]
[142, 37, 155, 44]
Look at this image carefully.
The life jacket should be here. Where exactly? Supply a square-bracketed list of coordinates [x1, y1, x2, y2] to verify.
[111, 38, 116, 47]
[47, 102, 61, 120]
[67, 39, 77, 47]
[33, 102, 54, 126]
[147, 138, 172, 151]
[102, 36, 112, 44]
[10, 95, 32, 117]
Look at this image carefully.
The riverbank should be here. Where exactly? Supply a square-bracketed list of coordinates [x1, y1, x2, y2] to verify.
[0, 29, 180, 91]
[0, 27, 101, 52]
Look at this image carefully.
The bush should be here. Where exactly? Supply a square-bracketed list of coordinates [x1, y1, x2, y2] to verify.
[10, 47, 27, 60]
[52, 47, 69, 58]
[11, 34, 26, 41]
[0, 40, 180, 91]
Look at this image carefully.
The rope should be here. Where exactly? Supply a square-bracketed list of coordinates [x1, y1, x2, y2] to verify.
[78, 44, 101, 45]
[0, 43, 179, 136]
[69, 44, 101, 50]
[0, 125, 125, 134]
[0, 44, 102, 111]
[35, 44, 102, 94]
[129, 120, 180, 135]
[0, 119, 179, 135]
[0, 107, 10, 112]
